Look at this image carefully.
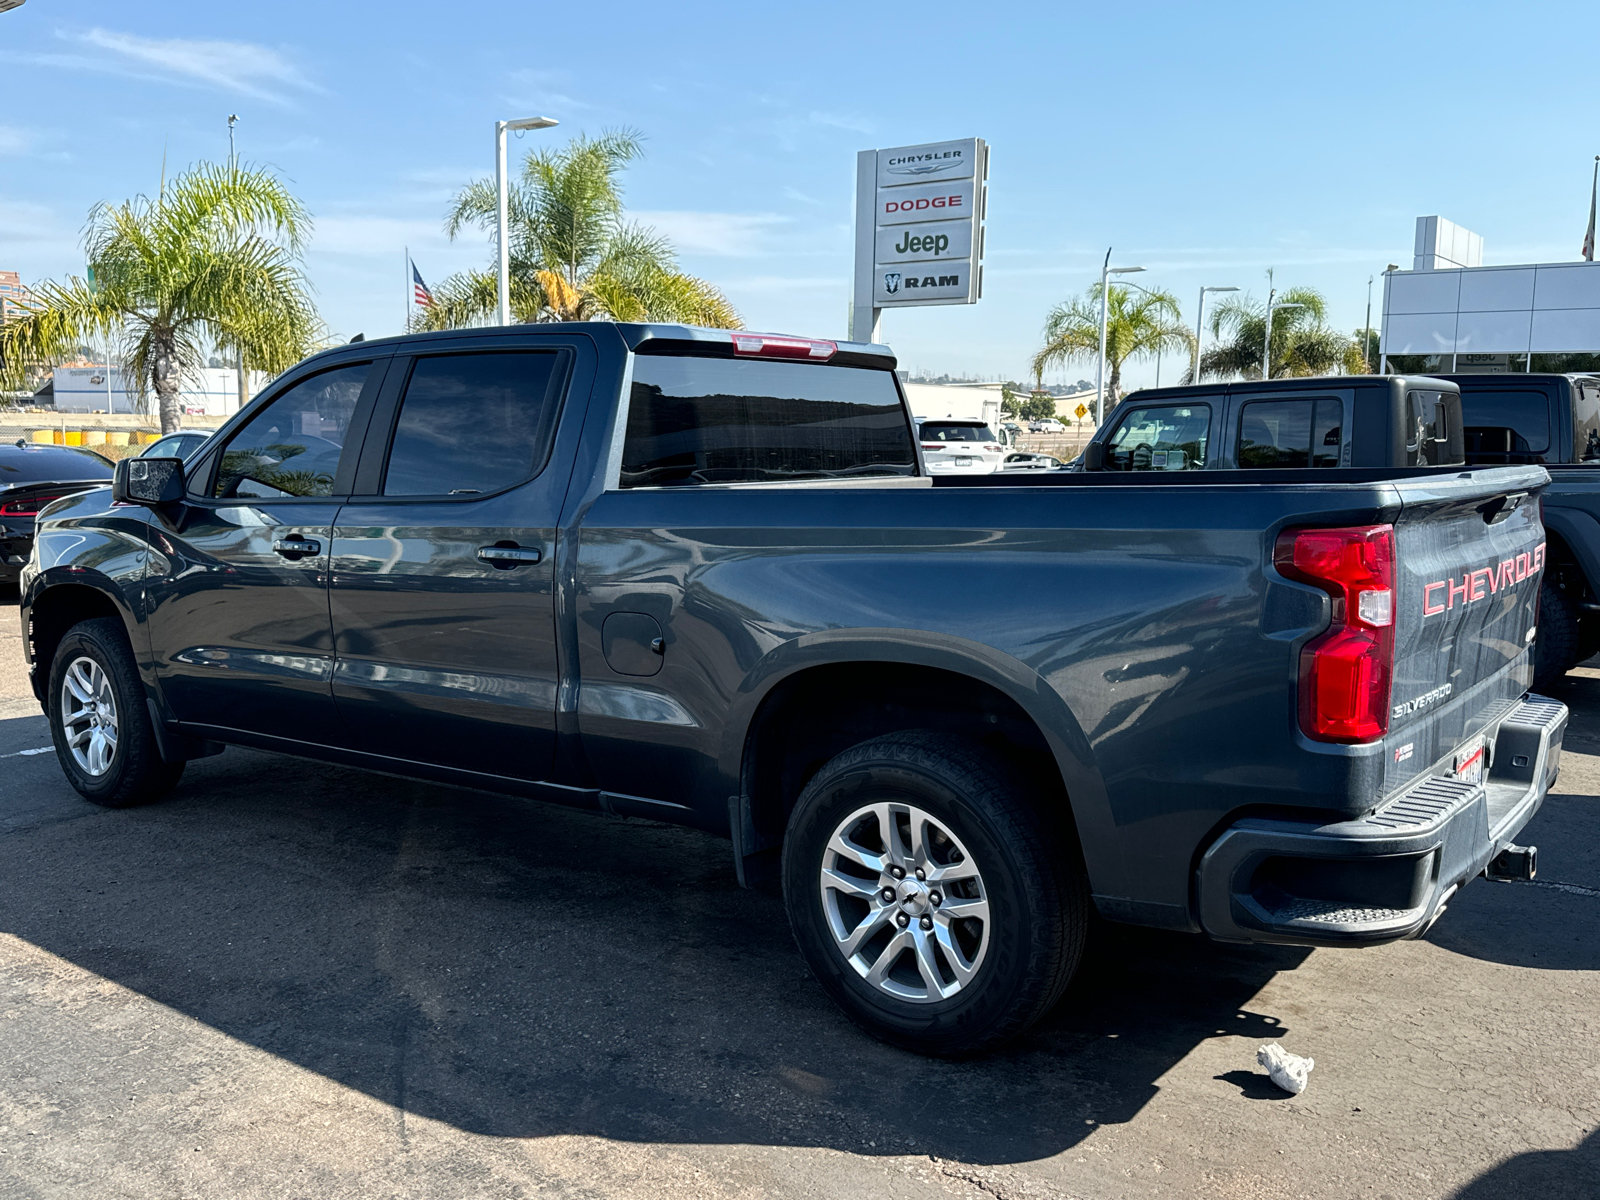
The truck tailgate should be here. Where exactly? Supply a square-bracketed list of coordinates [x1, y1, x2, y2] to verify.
[1385, 465, 1548, 798]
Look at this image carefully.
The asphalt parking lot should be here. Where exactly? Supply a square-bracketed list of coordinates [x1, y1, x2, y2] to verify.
[1, 597, 1596, 1200]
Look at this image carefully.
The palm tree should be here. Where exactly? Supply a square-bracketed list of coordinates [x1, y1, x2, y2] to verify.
[1198, 287, 1362, 380]
[1032, 283, 1192, 406]
[0, 162, 319, 434]
[419, 130, 740, 330]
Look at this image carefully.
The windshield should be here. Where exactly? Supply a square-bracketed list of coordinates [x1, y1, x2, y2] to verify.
[0, 445, 115, 485]
[920, 424, 995, 442]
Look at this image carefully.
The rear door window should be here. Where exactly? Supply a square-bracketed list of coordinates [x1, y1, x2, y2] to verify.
[213, 362, 368, 499]
[620, 357, 916, 487]
[1237, 398, 1343, 468]
[381, 351, 566, 496]
[1572, 382, 1600, 462]
[1459, 388, 1551, 463]
[1102, 404, 1209, 470]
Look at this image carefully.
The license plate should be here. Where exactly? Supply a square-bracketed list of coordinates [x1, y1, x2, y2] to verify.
[954, 457, 972, 466]
[1454, 740, 1486, 786]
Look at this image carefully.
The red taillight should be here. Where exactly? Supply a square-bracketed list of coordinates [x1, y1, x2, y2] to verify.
[1274, 524, 1396, 743]
[1, 493, 66, 517]
[986, 444, 1004, 453]
[921, 443, 945, 450]
[731, 333, 836, 360]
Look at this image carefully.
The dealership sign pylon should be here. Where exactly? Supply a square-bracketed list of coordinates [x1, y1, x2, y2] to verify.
[851, 138, 987, 344]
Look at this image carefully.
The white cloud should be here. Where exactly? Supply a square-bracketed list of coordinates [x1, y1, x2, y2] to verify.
[503, 69, 590, 113]
[631, 210, 790, 257]
[39, 28, 320, 105]
[0, 126, 30, 155]
[310, 214, 455, 258]
[0, 197, 83, 278]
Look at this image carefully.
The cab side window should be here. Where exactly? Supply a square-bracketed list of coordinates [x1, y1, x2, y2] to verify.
[213, 363, 369, 499]
[1576, 383, 1600, 462]
[381, 351, 565, 496]
[1102, 405, 1209, 471]
[1237, 398, 1343, 468]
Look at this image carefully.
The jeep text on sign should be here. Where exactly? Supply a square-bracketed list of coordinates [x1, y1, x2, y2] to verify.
[875, 179, 976, 226]
[875, 220, 975, 264]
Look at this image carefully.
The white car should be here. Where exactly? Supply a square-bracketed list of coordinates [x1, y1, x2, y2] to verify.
[1028, 418, 1066, 433]
[916, 421, 1005, 474]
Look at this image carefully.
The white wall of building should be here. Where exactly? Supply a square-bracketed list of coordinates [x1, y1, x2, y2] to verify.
[1414, 216, 1484, 271]
[1381, 261, 1600, 363]
[902, 383, 1004, 425]
[51, 366, 249, 416]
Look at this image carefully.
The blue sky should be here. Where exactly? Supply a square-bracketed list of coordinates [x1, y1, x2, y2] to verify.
[1, 0, 1595, 387]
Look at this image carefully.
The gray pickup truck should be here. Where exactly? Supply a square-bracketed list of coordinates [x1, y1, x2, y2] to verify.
[20, 325, 1566, 1054]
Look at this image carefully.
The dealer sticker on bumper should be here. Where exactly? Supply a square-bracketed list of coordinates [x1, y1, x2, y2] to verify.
[1454, 740, 1486, 787]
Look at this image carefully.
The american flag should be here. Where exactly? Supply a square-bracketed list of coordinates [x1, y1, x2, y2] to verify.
[412, 262, 434, 308]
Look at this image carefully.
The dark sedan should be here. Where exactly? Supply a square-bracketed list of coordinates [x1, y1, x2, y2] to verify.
[0, 441, 115, 587]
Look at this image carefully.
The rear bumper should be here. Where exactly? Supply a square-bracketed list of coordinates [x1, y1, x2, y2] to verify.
[1197, 694, 1567, 946]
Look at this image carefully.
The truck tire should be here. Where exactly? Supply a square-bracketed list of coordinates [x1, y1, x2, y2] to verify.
[781, 730, 1088, 1056]
[1533, 580, 1580, 691]
[47, 617, 185, 808]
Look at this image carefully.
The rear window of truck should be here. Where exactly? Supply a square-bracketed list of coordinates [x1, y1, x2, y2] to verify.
[620, 358, 917, 487]
[1237, 398, 1343, 468]
[1102, 404, 1209, 471]
[1460, 388, 1551, 462]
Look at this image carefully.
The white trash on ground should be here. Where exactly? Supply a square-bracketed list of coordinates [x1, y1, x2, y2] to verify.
[1256, 1042, 1315, 1095]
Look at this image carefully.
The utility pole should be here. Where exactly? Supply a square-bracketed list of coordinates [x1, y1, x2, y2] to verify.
[229, 114, 245, 417]
[1363, 275, 1374, 372]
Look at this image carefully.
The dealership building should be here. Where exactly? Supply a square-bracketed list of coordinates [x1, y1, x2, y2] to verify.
[1380, 216, 1600, 375]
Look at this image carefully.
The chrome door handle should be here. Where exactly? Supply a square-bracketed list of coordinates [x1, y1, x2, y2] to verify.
[272, 536, 321, 558]
[477, 544, 542, 566]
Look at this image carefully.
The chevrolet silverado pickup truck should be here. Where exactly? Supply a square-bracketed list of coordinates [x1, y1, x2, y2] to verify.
[20, 325, 1567, 1054]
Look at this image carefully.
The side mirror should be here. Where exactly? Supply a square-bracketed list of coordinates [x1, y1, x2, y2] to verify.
[113, 456, 186, 506]
[1084, 442, 1105, 471]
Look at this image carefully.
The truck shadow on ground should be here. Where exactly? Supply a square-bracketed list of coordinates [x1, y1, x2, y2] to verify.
[1424, 666, 1600, 972]
[4, 733, 1302, 1164]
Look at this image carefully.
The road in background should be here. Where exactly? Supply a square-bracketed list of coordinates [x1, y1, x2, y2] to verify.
[0, 595, 1595, 1199]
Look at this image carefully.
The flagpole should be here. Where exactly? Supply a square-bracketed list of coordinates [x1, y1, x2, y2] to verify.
[1584, 158, 1598, 263]
[404, 247, 411, 334]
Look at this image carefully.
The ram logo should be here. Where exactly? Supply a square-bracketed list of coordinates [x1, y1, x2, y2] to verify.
[883, 272, 901, 295]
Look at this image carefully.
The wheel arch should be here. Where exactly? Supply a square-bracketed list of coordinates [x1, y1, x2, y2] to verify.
[722, 632, 1118, 894]
[23, 575, 138, 704]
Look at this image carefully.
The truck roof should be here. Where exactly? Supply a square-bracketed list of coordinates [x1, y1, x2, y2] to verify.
[300, 323, 898, 372]
[1119, 374, 1460, 403]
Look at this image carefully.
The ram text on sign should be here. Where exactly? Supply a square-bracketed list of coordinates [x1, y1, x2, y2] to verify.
[875, 179, 976, 226]
[874, 263, 974, 305]
[875, 220, 975, 264]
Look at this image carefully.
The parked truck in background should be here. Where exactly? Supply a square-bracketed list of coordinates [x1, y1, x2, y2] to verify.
[1440, 372, 1600, 687]
[20, 326, 1565, 1054]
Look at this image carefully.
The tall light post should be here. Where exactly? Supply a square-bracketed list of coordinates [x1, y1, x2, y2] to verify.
[496, 116, 559, 326]
[1362, 275, 1374, 372]
[1263, 282, 1304, 382]
[1193, 285, 1238, 384]
[1097, 250, 1144, 425]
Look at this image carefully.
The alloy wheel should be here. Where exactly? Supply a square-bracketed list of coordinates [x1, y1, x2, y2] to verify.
[818, 801, 991, 1003]
[61, 655, 119, 777]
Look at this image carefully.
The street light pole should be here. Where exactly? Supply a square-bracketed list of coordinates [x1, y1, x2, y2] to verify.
[1194, 285, 1239, 384]
[1363, 275, 1374, 371]
[1096, 251, 1144, 425]
[495, 115, 559, 326]
[1263, 284, 1305, 382]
